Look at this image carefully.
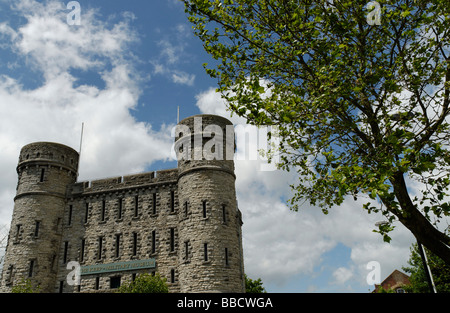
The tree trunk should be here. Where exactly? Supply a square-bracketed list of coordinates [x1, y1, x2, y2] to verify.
[391, 171, 450, 265]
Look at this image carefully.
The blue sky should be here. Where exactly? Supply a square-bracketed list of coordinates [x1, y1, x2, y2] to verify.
[0, 0, 423, 293]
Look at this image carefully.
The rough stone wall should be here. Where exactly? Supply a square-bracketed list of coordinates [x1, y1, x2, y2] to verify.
[177, 170, 244, 292]
[57, 169, 181, 293]
[0, 142, 79, 292]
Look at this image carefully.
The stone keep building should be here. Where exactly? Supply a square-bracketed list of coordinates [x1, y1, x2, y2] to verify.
[0, 114, 245, 293]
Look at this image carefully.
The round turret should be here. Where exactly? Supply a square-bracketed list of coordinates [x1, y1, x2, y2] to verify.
[175, 115, 244, 292]
[0, 142, 79, 292]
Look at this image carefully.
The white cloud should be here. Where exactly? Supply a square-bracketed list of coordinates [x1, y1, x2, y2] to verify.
[11, 1, 138, 80]
[332, 267, 354, 285]
[157, 39, 182, 65]
[0, 0, 174, 226]
[194, 87, 241, 123]
[171, 71, 195, 86]
[151, 23, 196, 86]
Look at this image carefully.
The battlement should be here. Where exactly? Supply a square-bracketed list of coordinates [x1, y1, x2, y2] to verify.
[17, 142, 79, 173]
[70, 168, 179, 196]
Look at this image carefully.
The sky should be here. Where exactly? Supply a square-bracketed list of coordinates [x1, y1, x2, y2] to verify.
[0, 0, 431, 292]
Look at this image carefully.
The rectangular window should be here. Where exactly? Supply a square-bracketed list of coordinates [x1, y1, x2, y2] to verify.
[63, 241, 69, 263]
[170, 191, 175, 212]
[132, 232, 138, 256]
[6, 265, 14, 283]
[170, 228, 175, 252]
[28, 260, 34, 277]
[170, 269, 175, 284]
[202, 201, 207, 218]
[68, 205, 73, 226]
[151, 230, 156, 254]
[185, 241, 189, 261]
[225, 247, 229, 266]
[59, 281, 64, 293]
[98, 236, 103, 259]
[84, 202, 89, 223]
[134, 195, 139, 217]
[153, 193, 157, 214]
[115, 234, 120, 258]
[101, 200, 106, 221]
[40, 168, 45, 182]
[95, 277, 100, 290]
[118, 198, 123, 219]
[204, 243, 208, 262]
[110, 276, 121, 289]
[80, 239, 85, 262]
[222, 205, 227, 223]
[15, 224, 21, 241]
[184, 201, 188, 217]
[34, 221, 40, 237]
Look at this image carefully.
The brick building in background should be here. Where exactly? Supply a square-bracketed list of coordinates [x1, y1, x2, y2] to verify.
[373, 270, 411, 293]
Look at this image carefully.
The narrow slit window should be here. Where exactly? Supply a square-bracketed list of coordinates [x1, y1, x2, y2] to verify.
[80, 239, 85, 262]
[171, 269, 175, 284]
[98, 237, 103, 259]
[40, 168, 45, 182]
[7, 265, 14, 283]
[134, 195, 139, 217]
[222, 205, 227, 223]
[204, 243, 208, 262]
[68, 205, 73, 226]
[63, 241, 68, 263]
[34, 221, 40, 237]
[132, 232, 138, 256]
[170, 228, 175, 252]
[225, 247, 229, 266]
[152, 193, 157, 214]
[84, 203, 89, 223]
[28, 260, 35, 277]
[202, 201, 207, 218]
[170, 191, 175, 212]
[151, 230, 156, 254]
[15, 224, 21, 241]
[101, 200, 106, 221]
[118, 198, 123, 219]
[184, 201, 188, 217]
[115, 234, 121, 258]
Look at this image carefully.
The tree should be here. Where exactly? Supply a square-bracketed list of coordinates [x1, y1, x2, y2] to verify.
[117, 273, 169, 293]
[184, 0, 450, 264]
[11, 278, 41, 293]
[375, 285, 396, 293]
[245, 274, 267, 293]
[403, 241, 450, 292]
[0, 225, 9, 271]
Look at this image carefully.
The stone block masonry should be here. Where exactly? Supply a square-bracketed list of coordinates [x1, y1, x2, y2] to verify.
[0, 114, 245, 293]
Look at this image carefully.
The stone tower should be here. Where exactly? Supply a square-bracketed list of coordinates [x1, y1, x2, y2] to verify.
[175, 114, 245, 292]
[0, 142, 79, 292]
